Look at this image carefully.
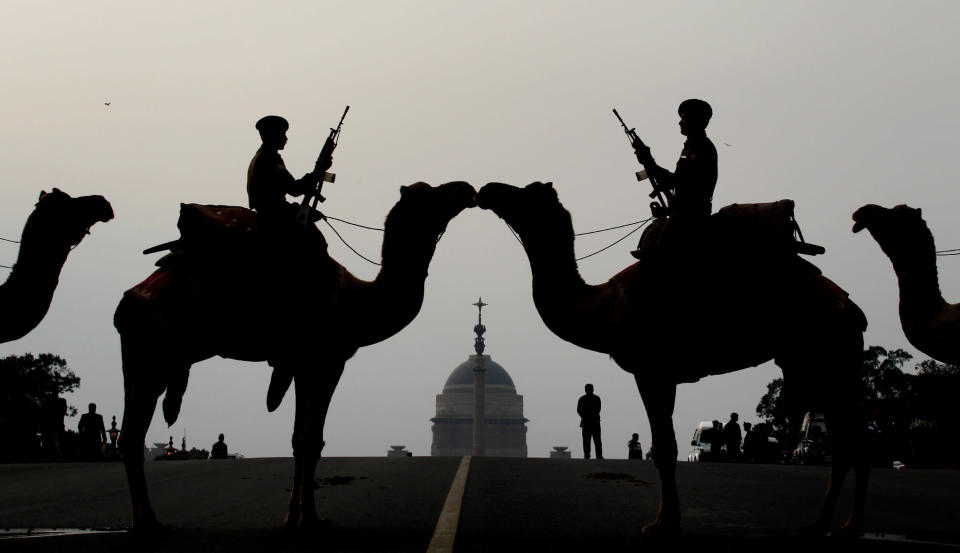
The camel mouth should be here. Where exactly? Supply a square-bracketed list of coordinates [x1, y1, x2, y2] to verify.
[475, 182, 510, 210]
[851, 204, 881, 233]
[97, 205, 116, 223]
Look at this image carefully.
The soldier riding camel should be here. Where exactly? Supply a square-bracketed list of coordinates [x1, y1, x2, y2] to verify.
[627, 99, 717, 263]
[248, 114, 332, 251]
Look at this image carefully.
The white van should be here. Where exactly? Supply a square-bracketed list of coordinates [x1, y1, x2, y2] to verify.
[688, 421, 724, 462]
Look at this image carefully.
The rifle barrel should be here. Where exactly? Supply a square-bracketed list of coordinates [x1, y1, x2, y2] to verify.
[612, 108, 627, 128]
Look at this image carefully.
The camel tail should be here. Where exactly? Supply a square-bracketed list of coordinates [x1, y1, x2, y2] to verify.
[266, 367, 294, 412]
[162, 368, 190, 425]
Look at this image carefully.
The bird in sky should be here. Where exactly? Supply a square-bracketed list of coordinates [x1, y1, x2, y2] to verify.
[104, 102, 111, 106]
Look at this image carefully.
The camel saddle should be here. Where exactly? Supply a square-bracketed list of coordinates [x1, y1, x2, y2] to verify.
[637, 199, 824, 259]
[175, 203, 262, 249]
[714, 199, 824, 256]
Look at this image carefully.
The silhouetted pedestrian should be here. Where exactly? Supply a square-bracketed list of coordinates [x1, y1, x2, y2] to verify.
[577, 384, 603, 459]
[710, 420, 724, 459]
[724, 412, 742, 461]
[742, 422, 755, 462]
[628, 433, 642, 460]
[211, 433, 228, 459]
[40, 396, 67, 460]
[77, 403, 105, 461]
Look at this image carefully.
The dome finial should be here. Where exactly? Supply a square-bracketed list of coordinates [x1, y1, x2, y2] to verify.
[473, 297, 487, 354]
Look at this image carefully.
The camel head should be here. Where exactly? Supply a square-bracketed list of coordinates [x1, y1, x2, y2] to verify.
[384, 181, 476, 244]
[852, 203, 934, 262]
[476, 181, 574, 245]
[27, 188, 115, 248]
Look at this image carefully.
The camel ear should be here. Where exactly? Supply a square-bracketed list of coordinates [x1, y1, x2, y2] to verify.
[39, 190, 47, 201]
[400, 185, 408, 196]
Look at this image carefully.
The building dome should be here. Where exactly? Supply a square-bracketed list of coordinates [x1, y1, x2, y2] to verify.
[443, 355, 516, 393]
[430, 298, 528, 457]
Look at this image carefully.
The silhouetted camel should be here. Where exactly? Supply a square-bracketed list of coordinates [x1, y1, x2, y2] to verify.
[853, 204, 960, 365]
[477, 181, 870, 536]
[115, 181, 476, 531]
[1, 189, 113, 343]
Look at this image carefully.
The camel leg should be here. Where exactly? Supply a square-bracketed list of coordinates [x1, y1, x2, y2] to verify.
[288, 361, 345, 531]
[117, 336, 168, 531]
[820, 398, 870, 537]
[634, 375, 680, 535]
[781, 350, 868, 537]
[283, 375, 306, 531]
[842, 461, 870, 534]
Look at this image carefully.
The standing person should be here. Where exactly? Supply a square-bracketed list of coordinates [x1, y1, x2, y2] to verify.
[628, 433, 643, 460]
[77, 403, 106, 461]
[724, 412, 742, 461]
[710, 420, 724, 460]
[577, 384, 603, 459]
[211, 433, 229, 460]
[631, 99, 718, 260]
[40, 396, 67, 460]
[741, 422, 753, 462]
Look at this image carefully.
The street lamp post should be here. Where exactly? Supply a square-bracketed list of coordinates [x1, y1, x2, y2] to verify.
[108, 416, 120, 458]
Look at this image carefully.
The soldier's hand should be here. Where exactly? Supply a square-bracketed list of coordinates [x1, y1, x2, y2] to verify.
[634, 143, 652, 164]
[315, 156, 333, 174]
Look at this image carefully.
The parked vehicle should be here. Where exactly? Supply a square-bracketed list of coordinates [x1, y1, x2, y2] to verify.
[688, 421, 724, 462]
[793, 411, 830, 465]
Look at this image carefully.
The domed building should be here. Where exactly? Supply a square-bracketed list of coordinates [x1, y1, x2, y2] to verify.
[430, 300, 528, 457]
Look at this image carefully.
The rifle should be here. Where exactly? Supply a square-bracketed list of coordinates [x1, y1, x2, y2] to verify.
[612, 108, 672, 218]
[296, 105, 350, 227]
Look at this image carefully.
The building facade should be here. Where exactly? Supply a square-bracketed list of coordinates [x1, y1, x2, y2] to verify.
[430, 354, 528, 457]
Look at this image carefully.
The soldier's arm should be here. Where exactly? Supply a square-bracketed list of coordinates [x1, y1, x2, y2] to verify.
[645, 157, 677, 191]
[268, 152, 316, 198]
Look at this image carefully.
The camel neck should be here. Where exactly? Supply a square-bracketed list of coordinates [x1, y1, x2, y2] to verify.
[892, 250, 945, 314]
[378, 230, 436, 285]
[0, 237, 69, 342]
[342, 230, 436, 349]
[521, 230, 620, 354]
[8, 235, 69, 289]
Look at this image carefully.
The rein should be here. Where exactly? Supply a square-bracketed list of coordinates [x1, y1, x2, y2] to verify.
[323, 214, 447, 267]
[506, 217, 655, 262]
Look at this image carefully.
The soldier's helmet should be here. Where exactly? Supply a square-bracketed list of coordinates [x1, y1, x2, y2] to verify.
[678, 99, 712, 126]
[255, 115, 289, 135]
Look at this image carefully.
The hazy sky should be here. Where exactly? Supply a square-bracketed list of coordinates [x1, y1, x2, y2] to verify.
[2, 2, 959, 460]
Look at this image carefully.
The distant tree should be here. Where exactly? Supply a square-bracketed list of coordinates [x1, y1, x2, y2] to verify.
[0, 353, 80, 461]
[859, 346, 914, 464]
[909, 360, 960, 467]
[915, 359, 960, 377]
[755, 346, 913, 457]
[755, 377, 798, 447]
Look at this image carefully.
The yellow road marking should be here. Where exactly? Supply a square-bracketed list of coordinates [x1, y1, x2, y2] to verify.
[426, 456, 472, 553]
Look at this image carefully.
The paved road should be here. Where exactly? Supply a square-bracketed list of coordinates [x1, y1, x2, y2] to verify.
[0, 457, 957, 552]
